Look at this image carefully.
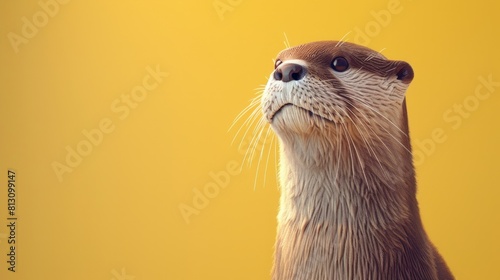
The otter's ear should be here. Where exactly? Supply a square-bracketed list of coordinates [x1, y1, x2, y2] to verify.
[394, 61, 414, 84]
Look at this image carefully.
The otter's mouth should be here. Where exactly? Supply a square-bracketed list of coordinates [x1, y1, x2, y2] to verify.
[270, 103, 328, 122]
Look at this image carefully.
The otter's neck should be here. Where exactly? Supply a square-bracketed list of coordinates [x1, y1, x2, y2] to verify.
[272, 120, 438, 280]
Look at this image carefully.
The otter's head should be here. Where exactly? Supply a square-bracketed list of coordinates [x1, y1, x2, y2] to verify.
[262, 41, 414, 169]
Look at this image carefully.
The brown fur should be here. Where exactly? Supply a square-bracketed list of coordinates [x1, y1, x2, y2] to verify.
[261, 41, 454, 280]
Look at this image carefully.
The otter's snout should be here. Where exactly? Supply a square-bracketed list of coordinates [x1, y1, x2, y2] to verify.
[273, 63, 306, 82]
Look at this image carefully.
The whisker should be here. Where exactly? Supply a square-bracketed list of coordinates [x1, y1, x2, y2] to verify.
[345, 99, 394, 153]
[247, 118, 268, 166]
[347, 94, 408, 137]
[340, 119, 371, 191]
[229, 89, 263, 134]
[230, 100, 260, 134]
[283, 32, 291, 49]
[250, 127, 263, 190]
[343, 106, 377, 157]
[346, 95, 412, 155]
[344, 105, 392, 181]
[235, 98, 264, 138]
[232, 105, 263, 148]
[254, 125, 273, 190]
[262, 131, 275, 190]
[331, 120, 342, 190]
[274, 134, 280, 188]
[340, 123, 356, 176]
[335, 33, 351, 48]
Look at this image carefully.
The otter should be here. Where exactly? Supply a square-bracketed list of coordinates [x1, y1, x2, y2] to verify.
[260, 41, 454, 280]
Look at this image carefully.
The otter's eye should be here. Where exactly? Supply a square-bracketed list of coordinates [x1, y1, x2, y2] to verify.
[274, 59, 282, 69]
[331, 57, 349, 72]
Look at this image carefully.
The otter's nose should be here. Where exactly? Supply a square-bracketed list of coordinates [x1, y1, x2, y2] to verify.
[273, 63, 306, 82]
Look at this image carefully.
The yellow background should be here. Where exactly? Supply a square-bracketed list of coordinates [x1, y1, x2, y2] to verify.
[0, 0, 499, 279]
